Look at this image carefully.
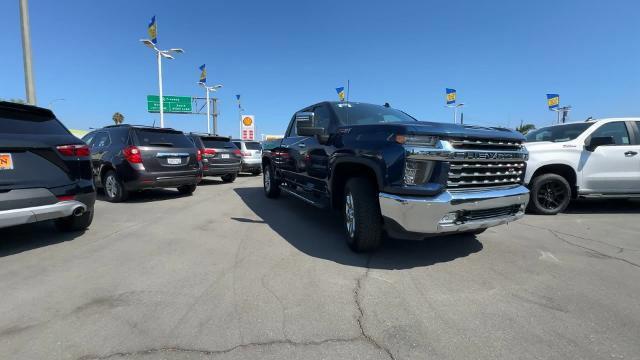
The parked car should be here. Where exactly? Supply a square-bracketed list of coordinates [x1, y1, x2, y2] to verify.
[524, 118, 640, 214]
[0, 101, 95, 231]
[262, 101, 529, 252]
[188, 133, 241, 182]
[82, 125, 201, 202]
[232, 139, 262, 175]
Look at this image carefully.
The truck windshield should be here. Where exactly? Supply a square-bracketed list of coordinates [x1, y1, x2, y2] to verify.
[525, 123, 594, 143]
[330, 103, 416, 126]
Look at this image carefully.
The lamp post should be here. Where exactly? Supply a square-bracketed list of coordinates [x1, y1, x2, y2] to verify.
[139, 39, 183, 128]
[47, 98, 65, 110]
[199, 83, 222, 134]
[19, 0, 36, 105]
[446, 103, 465, 124]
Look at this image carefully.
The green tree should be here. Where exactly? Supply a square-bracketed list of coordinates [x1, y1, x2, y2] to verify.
[0, 98, 27, 104]
[516, 121, 536, 135]
[112, 112, 124, 125]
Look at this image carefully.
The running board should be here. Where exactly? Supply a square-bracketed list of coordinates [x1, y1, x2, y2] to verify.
[579, 193, 640, 199]
[279, 185, 328, 209]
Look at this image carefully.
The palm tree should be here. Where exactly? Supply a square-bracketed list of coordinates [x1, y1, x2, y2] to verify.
[516, 121, 535, 135]
[112, 112, 124, 125]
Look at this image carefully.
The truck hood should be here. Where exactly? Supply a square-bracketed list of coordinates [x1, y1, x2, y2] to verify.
[400, 121, 525, 142]
[523, 141, 580, 152]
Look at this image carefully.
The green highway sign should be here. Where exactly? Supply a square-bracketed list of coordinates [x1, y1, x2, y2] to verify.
[147, 95, 192, 113]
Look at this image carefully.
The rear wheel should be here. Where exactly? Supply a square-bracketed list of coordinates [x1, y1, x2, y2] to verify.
[263, 165, 280, 198]
[103, 170, 128, 203]
[343, 177, 382, 252]
[177, 184, 197, 195]
[221, 173, 237, 183]
[251, 169, 262, 176]
[528, 173, 572, 215]
[55, 208, 94, 232]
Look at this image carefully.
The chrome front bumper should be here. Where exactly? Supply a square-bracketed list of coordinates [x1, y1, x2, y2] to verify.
[379, 185, 529, 235]
[0, 200, 87, 229]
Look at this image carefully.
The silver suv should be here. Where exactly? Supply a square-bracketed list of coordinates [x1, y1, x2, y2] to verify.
[232, 140, 262, 175]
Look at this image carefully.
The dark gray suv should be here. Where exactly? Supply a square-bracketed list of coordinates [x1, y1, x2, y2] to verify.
[188, 134, 241, 183]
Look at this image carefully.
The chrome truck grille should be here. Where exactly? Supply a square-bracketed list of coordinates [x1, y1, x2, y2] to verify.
[446, 137, 526, 189]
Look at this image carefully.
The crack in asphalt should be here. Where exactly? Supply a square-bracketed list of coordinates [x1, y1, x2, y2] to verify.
[75, 337, 365, 360]
[354, 255, 396, 360]
[541, 228, 640, 269]
[519, 222, 640, 253]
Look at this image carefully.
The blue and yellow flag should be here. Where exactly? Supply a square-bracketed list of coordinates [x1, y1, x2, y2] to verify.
[446, 88, 456, 105]
[546, 94, 559, 110]
[199, 64, 206, 84]
[336, 87, 345, 101]
[148, 16, 157, 45]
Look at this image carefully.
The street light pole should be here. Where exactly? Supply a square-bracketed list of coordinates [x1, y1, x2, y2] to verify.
[199, 83, 222, 134]
[205, 86, 210, 133]
[19, 0, 36, 105]
[157, 51, 164, 128]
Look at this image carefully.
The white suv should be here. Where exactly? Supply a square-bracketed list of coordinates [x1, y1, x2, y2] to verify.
[524, 118, 640, 214]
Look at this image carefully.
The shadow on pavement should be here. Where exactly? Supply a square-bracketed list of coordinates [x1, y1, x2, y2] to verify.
[96, 188, 191, 204]
[197, 178, 225, 186]
[234, 187, 483, 270]
[0, 221, 84, 258]
[564, 199, 640, 214]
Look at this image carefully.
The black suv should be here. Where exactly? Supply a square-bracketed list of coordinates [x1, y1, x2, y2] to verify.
[188, 133, 241, 183]
[82, 125, 201, 202]
[0, 101, 95, 231]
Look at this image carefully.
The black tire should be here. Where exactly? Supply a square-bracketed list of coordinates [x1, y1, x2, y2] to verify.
[55, 208, 94, 232]
[177, 184, 197, 195]
[102, 170, 129, 203]
[263, 164, 280, 198]
[343, 177, 383, 252]
[251, 169, 262, 176]
[221, 173, 237, 183]
[528, 173, 572, 215]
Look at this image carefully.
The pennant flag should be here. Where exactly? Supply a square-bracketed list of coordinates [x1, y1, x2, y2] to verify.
[236, 94, 241, 108]
[148, 16, 157, 45]
[198, 64, 206, 84]
[446, 88, 456, 105]
[546, 94, 560, 110]
[336, 87, 345, 101]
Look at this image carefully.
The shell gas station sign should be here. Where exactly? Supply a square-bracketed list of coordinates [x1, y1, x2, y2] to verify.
[241, 115, 255, 140]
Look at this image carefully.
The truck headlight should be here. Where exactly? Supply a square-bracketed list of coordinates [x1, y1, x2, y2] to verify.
[395, 135, 437, 147]
[404, 159, 435, 185]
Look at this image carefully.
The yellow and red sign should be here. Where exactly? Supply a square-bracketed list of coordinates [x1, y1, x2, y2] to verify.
[241, 115, 255, 140]
[0, 153, 14, 170]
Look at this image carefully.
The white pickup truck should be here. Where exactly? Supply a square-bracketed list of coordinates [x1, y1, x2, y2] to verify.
[524, 118, 640, 214]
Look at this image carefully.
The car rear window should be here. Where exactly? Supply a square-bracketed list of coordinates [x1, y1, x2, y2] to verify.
[134, 129, 193, 148]
[244, 142, 262, 150]
[202, 138, 236, 149]
[0, 115, 70, 135]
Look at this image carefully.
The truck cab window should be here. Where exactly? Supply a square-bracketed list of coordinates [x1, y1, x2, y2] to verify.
[590, 122, 630, 145]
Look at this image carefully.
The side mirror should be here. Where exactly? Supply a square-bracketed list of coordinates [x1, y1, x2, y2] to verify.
[585, 136, 614, 151]
[295, 112, 325, 137]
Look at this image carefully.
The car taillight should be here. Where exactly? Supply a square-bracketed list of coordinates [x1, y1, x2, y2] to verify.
[241, 151, 251, 157]
[196, 149, 203, 161]
[123, 146, 142, 163]
[57, 195, 75, 202]
[203, 148, 216, 155]
[57, 144, 90, 157]
[233, 149, 242, 156]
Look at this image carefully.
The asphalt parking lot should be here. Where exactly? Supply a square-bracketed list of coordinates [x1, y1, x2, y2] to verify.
[1, 175, 639, 360]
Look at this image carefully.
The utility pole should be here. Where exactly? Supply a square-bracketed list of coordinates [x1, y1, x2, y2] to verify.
[212, 98, 218, 135]
[19, 0, 36, 105]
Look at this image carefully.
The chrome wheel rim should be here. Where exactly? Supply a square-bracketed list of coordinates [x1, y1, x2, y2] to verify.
[105, 176, 118, 199]
[264, 168, 271, 192]
[345, 192, 355, 238]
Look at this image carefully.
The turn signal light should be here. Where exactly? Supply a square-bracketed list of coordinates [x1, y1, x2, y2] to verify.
[196, 149, 203, 162]
[123, 146, 143, 163]
[233, 149, 242, 156]
[203, 148, 216, 155]
[57, 144, 90, 157]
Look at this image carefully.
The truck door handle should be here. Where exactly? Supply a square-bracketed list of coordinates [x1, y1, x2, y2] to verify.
[624, 151, 638, 156]
[297, 143, 306, 148]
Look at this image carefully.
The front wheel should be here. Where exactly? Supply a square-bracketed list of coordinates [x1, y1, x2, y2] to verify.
[221, 173, 237, 183]
[177, 184, 197, 195]
[343, 177, 383, 252]
[528, 173, 572, 215]
[263, 165, 280, 198]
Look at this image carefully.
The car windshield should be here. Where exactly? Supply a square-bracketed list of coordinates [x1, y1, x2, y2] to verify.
[0, 116, 69, 135]
[330, 103, 416, 126]
[525, 123, 594, 143]
[134, 129, 193, 147]
[244, 142, 261, 150]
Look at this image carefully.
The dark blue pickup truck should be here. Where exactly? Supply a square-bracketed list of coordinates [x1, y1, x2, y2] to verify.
[262, 101, 530, 252]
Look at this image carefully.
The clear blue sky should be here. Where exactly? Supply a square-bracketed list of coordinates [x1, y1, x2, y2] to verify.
[1, 0, 639, 136]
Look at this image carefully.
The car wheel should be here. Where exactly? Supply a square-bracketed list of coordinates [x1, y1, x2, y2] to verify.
[55, 207, 94, 232]
[528, 173, 572, 215]
[263, 164, 280, 198]
[251, 169, 262, 176]
[103, 170, 128, 203]
[343, 177, 382, 252]
[221, 173, 237, 183]
[177, 184, 197, 195]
